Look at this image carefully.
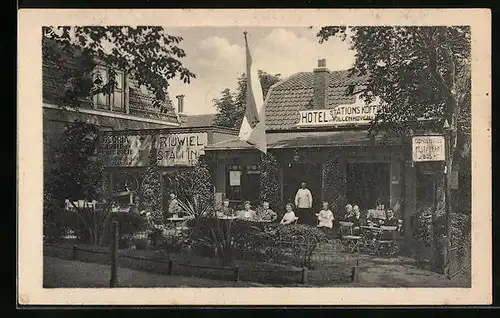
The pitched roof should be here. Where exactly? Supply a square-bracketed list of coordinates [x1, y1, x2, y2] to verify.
[42, 39, 179, 124]
[265, 70, 370, 130]
[182, 114, 216, 128]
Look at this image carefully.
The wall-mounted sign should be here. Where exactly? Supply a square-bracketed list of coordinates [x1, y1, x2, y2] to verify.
[229, 170, 242, 186]
[98, 132, 208, 167]
[156, 133, 208, 166]
[412, 136, 445, 162]
[99, 135, 153, 167]
[297, 95, 379, 127]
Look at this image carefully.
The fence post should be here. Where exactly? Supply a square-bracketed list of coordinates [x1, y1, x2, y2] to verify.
[234, 265, 240, 283]
[301, 267, 308, 285]
[72, 245, 77, 260]
[167, 257, 173, 276]
[351, 260, 360, 283]
[109, 221, 119, 288]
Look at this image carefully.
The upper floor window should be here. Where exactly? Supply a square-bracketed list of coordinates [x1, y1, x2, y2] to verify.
[92, 65, 126, 113]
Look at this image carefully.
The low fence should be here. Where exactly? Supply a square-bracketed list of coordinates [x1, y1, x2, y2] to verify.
[44, 244, 310, 286]
[448, 242, 471, 281]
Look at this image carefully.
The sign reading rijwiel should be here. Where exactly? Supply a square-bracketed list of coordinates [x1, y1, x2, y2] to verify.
[412, 136, 445, 162]
[297, 95, 379, 127]
[98, 133, 208, 167]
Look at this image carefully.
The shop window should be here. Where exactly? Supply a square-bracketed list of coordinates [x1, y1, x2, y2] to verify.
[226, 164, 261, 206]
[92, 66, 126, 113]
[346, 162, 390, 211]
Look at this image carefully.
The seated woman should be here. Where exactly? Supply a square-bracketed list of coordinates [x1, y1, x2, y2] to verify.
[317, 201, 335, 238]
[317, 201, 334, 228]
[342, 204, 354, 221]
[383, 209, 399, 226]
[348, 205, 364, 226]
[257, 201, 277, 222]
[237, 201, 258, 221]
[216, 199, 234, 218]
[280, 203, 298, 225]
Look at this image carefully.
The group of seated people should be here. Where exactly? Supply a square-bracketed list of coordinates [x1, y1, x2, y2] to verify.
[216, 199, 279, 223]
[215, 199, 401, 231]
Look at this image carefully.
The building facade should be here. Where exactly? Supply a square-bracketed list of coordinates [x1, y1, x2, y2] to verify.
[42, 38, 237, 213]
[205, 59, 448, 237]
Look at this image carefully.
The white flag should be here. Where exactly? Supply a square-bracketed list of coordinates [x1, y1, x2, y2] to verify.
[238, 31, 267, 154]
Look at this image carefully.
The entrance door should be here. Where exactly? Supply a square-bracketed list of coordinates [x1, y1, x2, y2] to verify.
[283, 162, 322, 212]
[346, 162, 390, 210]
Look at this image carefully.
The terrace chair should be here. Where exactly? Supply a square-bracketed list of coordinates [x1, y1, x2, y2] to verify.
[374, 226, 399, 257]
[338, 221, 362, 253]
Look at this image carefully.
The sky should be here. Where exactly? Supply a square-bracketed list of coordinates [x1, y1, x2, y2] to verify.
[163, 27, 356, 115]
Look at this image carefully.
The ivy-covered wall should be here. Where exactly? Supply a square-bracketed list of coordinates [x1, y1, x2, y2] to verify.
[259, 151, 282, 213]
[322, 155, 347, 215]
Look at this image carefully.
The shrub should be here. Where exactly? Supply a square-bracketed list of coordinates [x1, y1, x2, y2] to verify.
[185, 218, 327, 268]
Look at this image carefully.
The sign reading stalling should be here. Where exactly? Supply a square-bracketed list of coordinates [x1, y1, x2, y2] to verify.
[98, 132, 208, 167]
[412, 136, 446, 162]
[297, 95, 379, 127]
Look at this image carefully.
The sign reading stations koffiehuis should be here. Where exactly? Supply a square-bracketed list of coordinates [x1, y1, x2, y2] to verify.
[98, 132, 208, 167]
[297, 95, 379, 127]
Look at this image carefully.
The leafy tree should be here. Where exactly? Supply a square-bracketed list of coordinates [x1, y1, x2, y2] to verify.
[45, 120, 114, 246]
[212, 88, 240, 129]
[213, 71, 281, 128]
[316, 26, 471, 273]
[42, 26, 196, 108]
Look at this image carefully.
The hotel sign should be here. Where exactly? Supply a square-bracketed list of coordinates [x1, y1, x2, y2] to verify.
[297, 95, 379, 127]
[412, 136, 445, 162]
[99, 132, 208, 167]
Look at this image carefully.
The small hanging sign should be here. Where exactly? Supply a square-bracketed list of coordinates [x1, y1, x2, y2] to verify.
[412, 135, 445, 162]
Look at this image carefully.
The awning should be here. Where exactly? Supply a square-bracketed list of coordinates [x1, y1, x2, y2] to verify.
[205, 130, 403, 151]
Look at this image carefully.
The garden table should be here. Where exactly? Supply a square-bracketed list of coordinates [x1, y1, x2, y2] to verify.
[217, 215, 238, 220]
[166, 216, 189, 234]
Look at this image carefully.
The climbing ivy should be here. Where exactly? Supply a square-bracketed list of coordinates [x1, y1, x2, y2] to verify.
[259, 152, 281, 214]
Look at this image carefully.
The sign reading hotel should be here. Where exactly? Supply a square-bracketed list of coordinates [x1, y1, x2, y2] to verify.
[98, 132, 208, 167]
[297, 95, 379, 127]
[412, 136, 445, 162]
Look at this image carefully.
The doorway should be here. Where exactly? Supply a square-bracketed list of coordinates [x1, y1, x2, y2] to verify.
[283, 162, 322, 212]
[346, 162, 390, 210]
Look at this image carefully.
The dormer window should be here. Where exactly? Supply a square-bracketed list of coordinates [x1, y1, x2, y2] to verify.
[92, 65, 126, 113]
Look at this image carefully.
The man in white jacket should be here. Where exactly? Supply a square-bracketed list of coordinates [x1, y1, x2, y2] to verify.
[294, 181, 313, 225]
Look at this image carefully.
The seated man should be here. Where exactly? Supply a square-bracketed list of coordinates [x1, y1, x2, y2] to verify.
[237, 201, 258, 221]
[383, 209, 399, 226]
[348, 205, 364, 227]
[216, 199, 234, 218]
[257, 201, 277, 222]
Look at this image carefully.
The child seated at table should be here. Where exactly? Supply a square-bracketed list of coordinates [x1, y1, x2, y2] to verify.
[280, 203, 298, 225]
[237, 201, 258, 221]
[257, 201, 277, 222]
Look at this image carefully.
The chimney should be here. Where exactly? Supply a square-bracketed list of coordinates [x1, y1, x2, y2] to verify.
[175, 94, 187, 124]
[175, 94, 185, 114]
[313, 59, 329, 109]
